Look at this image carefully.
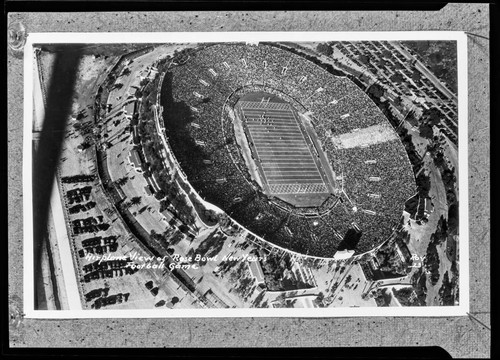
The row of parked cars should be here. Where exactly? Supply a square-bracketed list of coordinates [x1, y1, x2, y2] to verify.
[91, 292, 130, 309]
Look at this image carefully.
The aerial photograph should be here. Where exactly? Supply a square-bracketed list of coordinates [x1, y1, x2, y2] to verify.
[29, 36, 464, 314]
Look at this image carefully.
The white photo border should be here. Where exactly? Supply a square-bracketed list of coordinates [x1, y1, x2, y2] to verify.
[23, 31, 469, 318]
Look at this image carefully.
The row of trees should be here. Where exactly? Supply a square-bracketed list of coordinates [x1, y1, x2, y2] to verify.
[424, 224, 442, 286]
[425, 126, 458, 231]
[438, 270, 456, 306]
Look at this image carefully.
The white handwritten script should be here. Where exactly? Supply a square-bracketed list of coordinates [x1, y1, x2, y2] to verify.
[85, 251, 168, 269]
[409, 254, 432, 275]
[84, 251, 266, 272]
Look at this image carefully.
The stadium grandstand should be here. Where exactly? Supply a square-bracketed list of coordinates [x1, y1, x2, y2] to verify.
[160, 42, 416, 257]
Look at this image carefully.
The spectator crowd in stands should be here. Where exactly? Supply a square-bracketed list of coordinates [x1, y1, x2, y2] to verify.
[161, 43, 416, 257]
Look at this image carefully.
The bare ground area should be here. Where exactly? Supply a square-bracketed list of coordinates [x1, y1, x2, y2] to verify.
[331, 122, 398, 149]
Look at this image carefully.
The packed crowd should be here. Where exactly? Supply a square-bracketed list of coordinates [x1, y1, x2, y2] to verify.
[339, 139, 415, 217]
[161, 43, 415, 257]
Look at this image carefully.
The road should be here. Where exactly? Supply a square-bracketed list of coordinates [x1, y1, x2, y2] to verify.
[49, 174, 83, 310]
[103, 46, 177, 236]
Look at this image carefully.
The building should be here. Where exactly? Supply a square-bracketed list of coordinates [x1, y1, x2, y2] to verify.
[160, 209, 174, 224]
[144, 185, 153, 196]
[128, 149, 143, 173]
[271, 295, 317, 308]
[247, 260, 266, 289]
[394, 238, 412, 264]
[424, 198, 434, 217]
[333, 249, 355, 261]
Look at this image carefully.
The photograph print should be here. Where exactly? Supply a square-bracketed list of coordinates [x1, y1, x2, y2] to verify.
[25, 32, 468, 317]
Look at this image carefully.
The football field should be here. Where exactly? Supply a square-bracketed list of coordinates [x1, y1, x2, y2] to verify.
[238, 96, 332, 207]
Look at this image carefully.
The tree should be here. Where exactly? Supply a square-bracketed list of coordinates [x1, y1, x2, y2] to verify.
[422, 107, 441, 126]
[358, 54, 370, 65]
[392, 287, 415, 306]
[159, 199, 169, 212]
[155, 300, 166, 307]
[130, 196, 142, 206]
[116, 176, 128, 186]
[316, 43, 333, 56]
[416, 172, 431, 197]
[411, 70, 421, 82]
[345, 275, 352, 285]
[154, 189, 166, 200]
[171, 296, 180, 305]
[122, 67, 131, 76]
[367, 83, 385, 99]
[441, 167, 456, 189]
[390, 73, 404, 84]
[447, 203, 459, 233]
[382, 49, 392, 58]
[433, 151, 445, 168]
[419, 124, 434, 139]
[316, 292, 324, 302]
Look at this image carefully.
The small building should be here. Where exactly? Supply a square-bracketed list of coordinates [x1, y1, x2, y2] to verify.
[128, 149, 143, 173]
[424, 198, 434, 217]
[247, 260, 266, 288]
[144, 185, 154, 196]
[333, 249, 355, 260]
[161, 209, 174, 224]
[406, 115, 419, 130]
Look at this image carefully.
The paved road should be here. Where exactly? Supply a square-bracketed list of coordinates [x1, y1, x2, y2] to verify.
[49, 174, 83, 310]
[103, 47, 176, 235]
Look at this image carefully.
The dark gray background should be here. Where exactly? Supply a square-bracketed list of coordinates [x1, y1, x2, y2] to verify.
[8, 4, 490, 357]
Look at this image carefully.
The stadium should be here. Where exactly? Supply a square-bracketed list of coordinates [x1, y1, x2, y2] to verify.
[160, 43, 416, 258]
